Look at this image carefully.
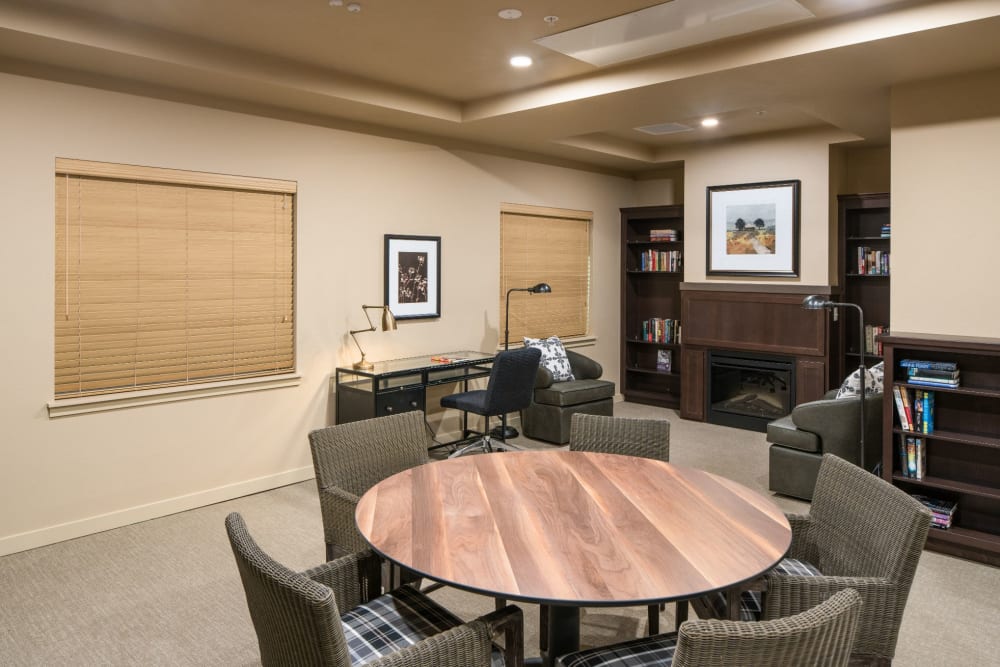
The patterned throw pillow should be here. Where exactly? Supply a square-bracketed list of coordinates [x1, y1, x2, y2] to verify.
[836, 360, 884, 399]
[523, 336, 575, 382]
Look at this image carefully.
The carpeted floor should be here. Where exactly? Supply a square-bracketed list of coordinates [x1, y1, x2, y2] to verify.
[0, 402, 997, 665]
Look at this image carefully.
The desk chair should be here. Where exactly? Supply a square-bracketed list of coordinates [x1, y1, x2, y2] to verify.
[442, 347, 541, 458]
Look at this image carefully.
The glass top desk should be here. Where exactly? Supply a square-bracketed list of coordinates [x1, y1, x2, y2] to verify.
[334, 352, 495, 439]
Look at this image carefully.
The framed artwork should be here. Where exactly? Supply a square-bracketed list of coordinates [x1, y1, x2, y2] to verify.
[706, 179, 800, 277]
[384, 234, 441, 320]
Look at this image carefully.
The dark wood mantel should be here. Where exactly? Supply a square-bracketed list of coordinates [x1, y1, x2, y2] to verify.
[679, 284, 837, 421]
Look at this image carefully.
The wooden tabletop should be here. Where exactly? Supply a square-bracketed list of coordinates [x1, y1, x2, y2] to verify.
[356, 450, 791, 606]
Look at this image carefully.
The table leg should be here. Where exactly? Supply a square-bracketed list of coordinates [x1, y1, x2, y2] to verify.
[543, 605, 580, 667]
[674, 599, 688, 631]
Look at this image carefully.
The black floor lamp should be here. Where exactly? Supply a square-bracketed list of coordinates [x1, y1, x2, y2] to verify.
[491, 282, 552, 439]
[802, 294, 869, 472]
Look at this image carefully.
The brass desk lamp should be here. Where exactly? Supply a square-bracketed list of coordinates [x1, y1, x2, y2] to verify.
[350, 304, 396, 370]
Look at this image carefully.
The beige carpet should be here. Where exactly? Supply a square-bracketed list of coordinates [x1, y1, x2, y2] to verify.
[0, 403, 996, 665]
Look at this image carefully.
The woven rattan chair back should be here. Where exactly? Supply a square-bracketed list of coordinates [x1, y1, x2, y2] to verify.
[569, 413, 670, 462]
[226, 513, 351, 667]
[673, 587, 862, 667]
[309, 411, 431, 499]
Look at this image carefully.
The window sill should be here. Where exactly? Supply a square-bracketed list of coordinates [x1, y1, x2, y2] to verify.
[496, 335, 597, 351]
[47, 373, 301, 418]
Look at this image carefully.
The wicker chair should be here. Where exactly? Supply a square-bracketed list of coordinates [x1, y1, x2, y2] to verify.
[555, 588, 861, 667]
[694, 454, 931, 666]
[225, 512, 524, 667]
[309, 411, 431, 560]
[539, 414, 672, 649]
[569, 413, 670, 461]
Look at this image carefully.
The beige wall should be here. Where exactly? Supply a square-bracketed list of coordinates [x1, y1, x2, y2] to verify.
[0, 73, 635, 555]
[890, 69, 1000, 337]
[681, 129, 855, 285]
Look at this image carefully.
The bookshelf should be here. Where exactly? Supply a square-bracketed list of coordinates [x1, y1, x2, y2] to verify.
[621, 205, 684, 409]
[881, 332, 1000, 566]
[838, 193, 890, 380]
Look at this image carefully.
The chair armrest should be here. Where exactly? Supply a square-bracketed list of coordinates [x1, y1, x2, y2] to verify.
[534, 365, 555, 389]
[785, 513, 818, 563]
[369, 605, 524, 667]
[301, 549, 383, 610]
[566, 350, 602, 380]
[317, 486, 367, 555]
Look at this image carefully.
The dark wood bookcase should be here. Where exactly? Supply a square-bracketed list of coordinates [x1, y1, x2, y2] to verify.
[620, 205, 684, 409]
[881, 332, 1000, 566]
[838, 193, 891, 381]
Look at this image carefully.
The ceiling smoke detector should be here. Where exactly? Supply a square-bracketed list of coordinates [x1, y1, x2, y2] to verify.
[498, 9, 523, 20]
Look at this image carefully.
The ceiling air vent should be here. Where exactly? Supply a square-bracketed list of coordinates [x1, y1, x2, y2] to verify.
[635, 122, 693, 136]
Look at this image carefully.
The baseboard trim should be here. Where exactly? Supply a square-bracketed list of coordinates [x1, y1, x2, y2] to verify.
[0, 466, 314, 557]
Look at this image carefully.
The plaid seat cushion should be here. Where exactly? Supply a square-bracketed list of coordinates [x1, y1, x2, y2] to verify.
[704, 557, 822, 621]
[342, 584, 504, 666]
[555, 633, 678, 667]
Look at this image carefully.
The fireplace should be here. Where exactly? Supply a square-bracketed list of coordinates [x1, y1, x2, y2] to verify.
[707, 351, 795, 432]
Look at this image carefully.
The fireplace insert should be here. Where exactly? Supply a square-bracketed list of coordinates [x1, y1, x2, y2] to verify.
[707, 351, 795, 432]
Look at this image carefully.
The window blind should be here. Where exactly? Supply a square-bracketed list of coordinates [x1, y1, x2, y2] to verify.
[54, 159, 295, 398]
[500, 205, 591, 343]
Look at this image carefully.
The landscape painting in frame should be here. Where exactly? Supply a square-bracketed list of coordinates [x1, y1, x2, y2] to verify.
[706, 180, 800, 277]
[384, 234, 441, 319]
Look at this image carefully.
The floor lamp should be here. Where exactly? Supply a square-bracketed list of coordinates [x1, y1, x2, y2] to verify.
[802, 295, 869, 472]
[492, 282, 552, 439]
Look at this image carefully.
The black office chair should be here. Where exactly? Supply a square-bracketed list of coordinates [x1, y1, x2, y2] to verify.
[442, 347, 542, 458]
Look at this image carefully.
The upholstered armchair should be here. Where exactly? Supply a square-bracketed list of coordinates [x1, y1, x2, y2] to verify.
[767, 390, 883, 500]
[520, 350, 615, 444]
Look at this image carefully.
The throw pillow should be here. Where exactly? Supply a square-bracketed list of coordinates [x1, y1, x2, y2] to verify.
[836, 361, 884, 399]
[523, 336, 575, 382]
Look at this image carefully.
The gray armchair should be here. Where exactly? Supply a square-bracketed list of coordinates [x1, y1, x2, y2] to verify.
[767, 390, 882, 500]
[520, 350, 615, 444]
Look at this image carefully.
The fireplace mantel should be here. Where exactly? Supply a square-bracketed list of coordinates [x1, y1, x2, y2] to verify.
[679, 284, 837, 421]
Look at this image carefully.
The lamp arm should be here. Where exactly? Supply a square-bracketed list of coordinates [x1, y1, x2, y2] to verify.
[349, 306, 382, 362]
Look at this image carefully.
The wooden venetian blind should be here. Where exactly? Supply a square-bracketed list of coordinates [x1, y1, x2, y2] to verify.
[54, 159, 295, 398]
[500, 205, 591, 343]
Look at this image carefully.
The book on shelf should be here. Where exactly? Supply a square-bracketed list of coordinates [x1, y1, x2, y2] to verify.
[911, 494, 957, 529]
[892, 385, 910, 431]
[864, 324, 887, 355]
[855, 246, 890, 275]
[907, 377, 959, 389]
[898, 385, 914, 430]
[900, 435, 926, 480]
[880, 223, 891, 238]
[899, 358, 959, 371]
[640, 318, 678, 344]
[908, 367, 960, 381]
[649, 228, 678, 242]
[656, 349, 672, 372]
[639, 249, 682, 272]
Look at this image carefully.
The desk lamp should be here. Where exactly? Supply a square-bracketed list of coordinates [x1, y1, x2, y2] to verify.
[494, 282, 552, 438]
[350, 304, 396, 371]
[802, 295, 868, 471]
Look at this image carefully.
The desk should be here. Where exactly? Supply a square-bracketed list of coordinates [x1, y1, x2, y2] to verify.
[356, 450, 791, 666]
[335, 351, 494, 426]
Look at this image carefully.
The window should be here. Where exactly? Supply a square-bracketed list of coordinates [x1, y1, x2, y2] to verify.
[500, 204, 591, 344]
[54, 159, 295, 399]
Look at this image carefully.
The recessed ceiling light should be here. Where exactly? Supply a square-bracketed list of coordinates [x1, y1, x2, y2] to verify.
[346, 2, 361, 12]
[510, 55, 533, 68]
[701, 117, 720, 127]
[498, 9, 523, 20]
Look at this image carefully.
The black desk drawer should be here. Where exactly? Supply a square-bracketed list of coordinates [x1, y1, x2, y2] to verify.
[375, 387, 425, 416]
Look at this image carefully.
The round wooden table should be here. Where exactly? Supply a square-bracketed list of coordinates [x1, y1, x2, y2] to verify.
[356, 450, 790, 665]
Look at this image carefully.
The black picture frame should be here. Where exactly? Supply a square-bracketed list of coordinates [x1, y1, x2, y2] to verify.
[384, 234, 441, 320]
[706, 179, 801, 277]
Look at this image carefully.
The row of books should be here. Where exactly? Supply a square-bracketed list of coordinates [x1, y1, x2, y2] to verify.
[911, 494, 957, 530]
[864, 324, 887, 355]
[855, 247, 889, 275]
[638, 249, 681, 272]
[892, 385, 935, 433]
[649, 228, 678, 241]
[898, 434, 927, 479]
[640, 318, 680, 344]
[901, 358, 960, 389]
